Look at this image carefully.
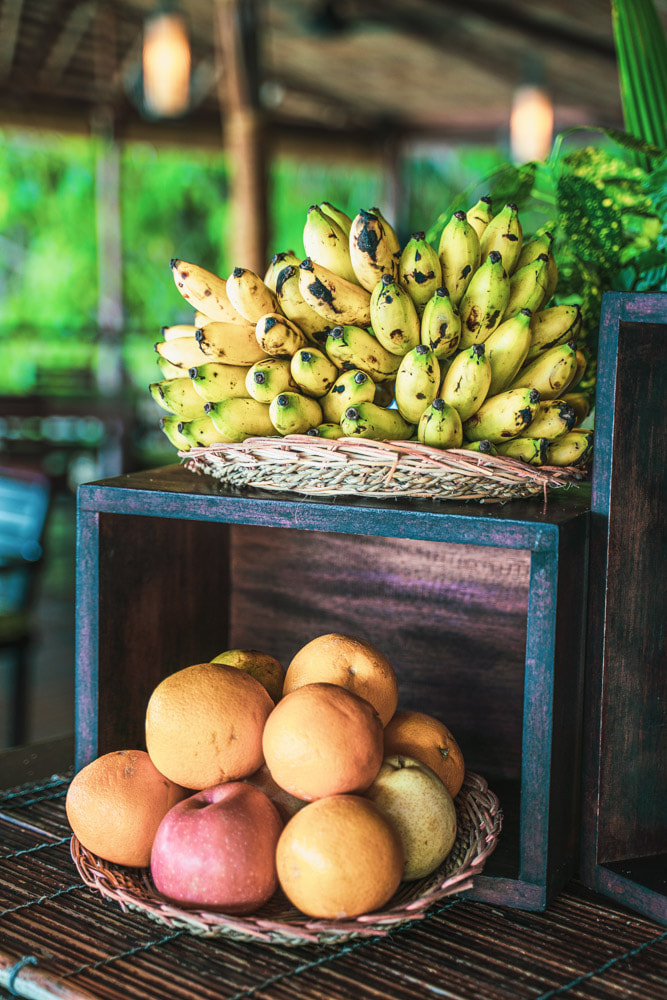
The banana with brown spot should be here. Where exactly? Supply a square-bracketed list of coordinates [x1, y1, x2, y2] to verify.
[298, 258, 372, 328]
[226, 266, 280, 324]
[370, 274, 421, 357]
[458, 251, 510, 349]
[169, 259, 245, 325]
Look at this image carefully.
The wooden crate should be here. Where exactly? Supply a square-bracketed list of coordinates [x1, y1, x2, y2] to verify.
[75, 470, 589, 910]
[581, 291, 667, 925]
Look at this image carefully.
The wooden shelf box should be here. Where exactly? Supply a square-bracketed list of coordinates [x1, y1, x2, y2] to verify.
[75, 470, 590, 910]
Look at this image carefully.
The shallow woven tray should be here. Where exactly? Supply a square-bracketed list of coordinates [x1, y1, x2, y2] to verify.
[71, 771, 501, 947]
[181, 436, 586, 503]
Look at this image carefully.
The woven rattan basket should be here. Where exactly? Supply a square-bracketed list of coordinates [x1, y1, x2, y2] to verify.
[71, 771, 501, 946]
[181, 436, 587, 503]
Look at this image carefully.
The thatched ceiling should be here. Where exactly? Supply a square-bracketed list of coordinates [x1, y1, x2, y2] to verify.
[1, 0, 662, 151]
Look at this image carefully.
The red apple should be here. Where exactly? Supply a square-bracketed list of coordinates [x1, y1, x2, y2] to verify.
[150, 782, 283, 913]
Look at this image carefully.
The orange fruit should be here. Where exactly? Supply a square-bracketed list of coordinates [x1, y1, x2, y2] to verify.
[145, 662, 274, 790]
[210, 649, 284, 704]
[276, 794, 404, 918]
[262, 682, 384, 801]
[65, 750, 188, 867]
[382, 709, 465, 798]
[282, 633, 398, 726]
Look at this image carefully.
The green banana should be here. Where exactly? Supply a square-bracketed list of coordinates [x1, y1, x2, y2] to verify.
[459, 251, 510, 349]
[395, 345, 440, 424]
[161, 323, 198, 341]
[149, 377, 207, 420]
[178, 415, 228, 448]
[169, 259, 245, 325]
[545, 430, 594, 467]
[298, 258, 372, 328]
[290, 347, 339, 397]
[226, 266, 280, 324]
[196, 322, 268, 366]
[440, 343, 492, 421]
[264, 251, 301, 292]
[325, 325, 402, 381]
[526, 304, 581, 361]
[463, 387, 541, 443]
[320, 202, 353, 237]
[398, 232, 442, 314]
[276, 265, 331, 342]
[484, 308, 533, 396]
[503, 253, 550, 320]
[349, 209, 398, 291]
[155, 336, 207, 370]
[519, 399, 576, 440]
[189, 363, 250, 402]
[496, 437, 548, 465]
[306, 423, 345, 440]
[509, 342, 578, 400]
[562, 392, 591, 426]
[255, 313, 308, 358]
[339, 402, 414, 441]
[160, 415, 192, 452]
[157, 355, 187, 380]
[269, 392, 323, 435]
[465, 196, 493, 241]
[479, 203, 523, 274]
[461, 439, 497, 455]
[245, 358, 296, 403]
[420, 288, 461, 359]
[206, 397, 276, 442]
[417, 398, 462, 448]
[321, 368, 376, 423]
[303, 204, 358, 283]
[369, 274, 421, 356]
[437, 211, 481, 307]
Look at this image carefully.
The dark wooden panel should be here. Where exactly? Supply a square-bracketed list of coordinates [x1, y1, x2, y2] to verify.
[95, 514, 231, 757]
[228, 526, 530, 781]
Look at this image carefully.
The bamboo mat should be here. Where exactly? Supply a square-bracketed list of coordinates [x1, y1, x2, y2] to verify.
[0, 774, 665, 1000]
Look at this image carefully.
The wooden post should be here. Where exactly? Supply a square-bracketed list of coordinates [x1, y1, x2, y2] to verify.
[215, 0, 268, 273]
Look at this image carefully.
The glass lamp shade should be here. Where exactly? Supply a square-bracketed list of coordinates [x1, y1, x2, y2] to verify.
[510, 86, 554, 164]
[142, 12, 191, 117]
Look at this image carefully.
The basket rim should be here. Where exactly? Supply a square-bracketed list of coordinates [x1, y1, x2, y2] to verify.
[70, 770, 502, 946]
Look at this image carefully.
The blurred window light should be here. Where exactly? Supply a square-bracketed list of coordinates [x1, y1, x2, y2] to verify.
[142, 10, 191, 117]
[510, 86, 554, 163]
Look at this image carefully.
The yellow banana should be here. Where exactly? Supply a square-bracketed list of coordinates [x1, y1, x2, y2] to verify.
[420, 288, 461, 359]
[463, 387, 541, 443]
[461, 439, 497, 455]
[196, 322, 268, 366]
[545, 430, 594, 467]
[170, 259, 245, 325]
[255, 313, 308, 358]
[194, 311, 214, 328]
[275, 265, 331, 344]
[290, 347, 339, 397]
[543, 253, 559, 304]
[303, 204, 358, 283]
[298, 258, 372, 328]
[149, 378, 207, 420]
[515, 232, 552, 271]
[562, 392, 591, 426]
[564, 349, 587, 392]
[440, 344, 492, 421]
[496, 437, 548, 465]
[155, 336, 206, 370]
[161, 323, 198, 341]
[526, 304, 581, 361]
[398, 232, 443, 315]
[189, 363, 250, 402]
[269, 392, 323, 435]
[465, 196, 493, 241]
[519, 399, 576, 440]
[245, 358, 296, 403]
[325, 325, 402, 381]
[370, 207, 401, 256]
[509, 342, 578, 400]
[485, 308, 533, 395]
[479, 203, 523, 274]
[340, 402, 414, 441]
[503, 254, 550, 320]
[395, 345, 441, 424]
[179, 415, 229, 448]
[206, 397, 276, 442]
[417, 398, 463, 448]
[437, 211, 481, 307]
[306, 423, 345, 440]
[157, 355, 187, 379]
[264, 251, 301, 292]
[321, 369, 376, 423]
[320, 202, 353, 237]
[459, 251, 510, 349]
[370, 274, 421, 356]
[160, 415, 192, 452]
[349, 209, 398, 291]
[226, 266, 280, 324]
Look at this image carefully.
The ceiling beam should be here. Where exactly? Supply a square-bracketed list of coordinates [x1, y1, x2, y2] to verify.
[38, 1, 98, 89]
[0, 0, 25, 81]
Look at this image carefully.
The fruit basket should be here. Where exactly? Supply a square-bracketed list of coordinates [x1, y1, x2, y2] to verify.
[71, 771, 500, 947]
[181, 435, 588, 503]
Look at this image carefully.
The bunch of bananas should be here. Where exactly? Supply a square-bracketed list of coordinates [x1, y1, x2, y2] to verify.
[151, 199, 593, 469]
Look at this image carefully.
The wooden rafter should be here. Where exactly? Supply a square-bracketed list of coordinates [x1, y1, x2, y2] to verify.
[0, 0, 25, 80]
[38, 0, 98, 89]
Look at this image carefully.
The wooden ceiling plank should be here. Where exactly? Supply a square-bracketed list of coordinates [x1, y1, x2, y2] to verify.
[0, 0, 26, 81]
[38, 1, 97, 88]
